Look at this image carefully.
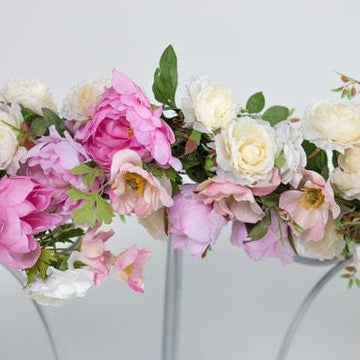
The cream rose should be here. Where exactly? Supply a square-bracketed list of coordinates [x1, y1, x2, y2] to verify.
[303, 100, 360, 152]
[1, 79, 56, 115]
[338, 145, 360, 173]
[215, 117, 277, 185]
[62, 78, 110, 127]
[182, 77, 237, 132]
[302, 220, 344, 261]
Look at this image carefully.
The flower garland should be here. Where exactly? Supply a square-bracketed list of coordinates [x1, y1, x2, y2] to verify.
[1, 46, 360, 306]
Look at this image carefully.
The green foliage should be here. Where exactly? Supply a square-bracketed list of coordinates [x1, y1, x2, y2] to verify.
[184, 129, 202, 155]
[258, 193, 279, 207]
[247, 210, 271, 240]
[246, 92, 265, 113]
[301, 140, 329, 179]
[26, 249, 58, 284]
[152, 45, 178, 108]
[71, 163, 104, 187]
[262, 105, 290, 126]
[274, 153, 286, 168]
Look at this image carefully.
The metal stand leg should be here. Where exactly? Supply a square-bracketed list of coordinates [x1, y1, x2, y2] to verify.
[161, 238, 183, 360]
[276, 256, 353, 360]
[4, 267, 60, 360]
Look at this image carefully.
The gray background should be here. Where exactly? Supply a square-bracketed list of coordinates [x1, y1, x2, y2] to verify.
[1, 0, 360, 359]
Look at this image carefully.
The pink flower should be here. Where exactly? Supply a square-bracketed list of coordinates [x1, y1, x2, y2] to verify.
[79, 227, 115, 286]
[0, 176, 61, 270]
[231, 210, 295, 264]
[109, 149, 173, 218]
[251, 168, 281, 196]
[22, 126, 92, 216]
[279, 169, 340, 242]
[76, 70, 181, 171]
[168, 185, 227, 257]
[195, 177, 264, 223]
[114, 246, 151, 293]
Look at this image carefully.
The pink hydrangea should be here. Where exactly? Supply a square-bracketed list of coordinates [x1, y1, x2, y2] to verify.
[279, 169, 340, 242]
[76, 70, 181, 171]
[231, 210, 295, 264]
[79, 227, 115, 286]
[109, 149, 173, 218]
[168, 185, 228, 257]
[0, 176, 61, 269]
[195, 177, 264, 223]
[22, 126, 92, 216]
[114, 246, 151, 293]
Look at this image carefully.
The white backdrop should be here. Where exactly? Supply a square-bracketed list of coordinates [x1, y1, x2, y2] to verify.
[1, 0, 360, 359]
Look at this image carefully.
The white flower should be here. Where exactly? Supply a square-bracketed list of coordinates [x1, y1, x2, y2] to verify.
[1, 79, 56, 115]
[214, 117, 277, 185]
[302, 220, 344, 261]
[337, 145, 360, 173]
[0, 103, 26, 174]
[303, 100, 360, 153]
[182, 77, 237, 133]
[138, 209, 167, 240]
[62, 78, 110, 127]
[275, 119, 307, 187]
[25, 267, 94, 307]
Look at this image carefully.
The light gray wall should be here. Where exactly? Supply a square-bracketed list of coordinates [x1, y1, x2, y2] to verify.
[1, 1, 360, 359]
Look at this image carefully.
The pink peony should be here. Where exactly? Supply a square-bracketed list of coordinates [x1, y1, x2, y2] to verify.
[109, 149, 173, 218]
[76, 70, 181, 171]
[195, 177, 264, 223]
[79, 227, 115, 286]
[279, 169, 340, 242]
[168, 185, 228, 257]
[0, 176, 61, 269]
[114, 246, 151, 293]
[22, 126, 92, 216]
[231, 210, 295, 264]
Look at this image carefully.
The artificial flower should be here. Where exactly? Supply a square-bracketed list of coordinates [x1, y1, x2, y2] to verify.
[182, 76, 237, 132]
[109, 149, 173, 218]
[168, 185, 227, 257]
[138, 209, 167, 240]
[279, 169, 340, 242]
[1, 79, 56, 115]
[331, 169, 360, 201]
[76, 70, 181, 171]
[114, 246, 151, 293]
[215, 117, 277, 185]
[0, 176, 61, 270]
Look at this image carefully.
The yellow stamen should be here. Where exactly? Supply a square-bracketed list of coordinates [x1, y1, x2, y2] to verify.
[123, 264, 134, 276]
[124, 172, 146, 196]
[300, 187, 324, 209]
[127, 128, 134, 136]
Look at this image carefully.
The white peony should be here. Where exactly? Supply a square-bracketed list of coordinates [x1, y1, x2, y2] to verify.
[275, 119, 307, 187]
[1, 79, 56, 115]
[62, 78, 110, 127]
[303, 100, 360, 153]
[302, 220, 344, 261]
[337, 145, 360, 173]
[182, 76, 237, 133]
[0, 103, 26, 174]
[25, 267, 94, 307]
[214, 117, 277, 185]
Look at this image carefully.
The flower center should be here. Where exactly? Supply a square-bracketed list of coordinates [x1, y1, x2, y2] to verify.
[300, 187, 324, 209]
[124, 172, 146, 196]
[123, 264, 134, 276]
[127, 128, 134, 136]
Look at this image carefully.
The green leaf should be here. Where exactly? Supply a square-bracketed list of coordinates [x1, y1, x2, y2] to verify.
[26, 249, 57, 284]
[119, 214, 126, 223]
[348, 278, 354, 289]
[71, 201, 96, 227]
[184, 129, 202, 155]
[262, 106, 289, 126]
[248, 221, 268, 240]
[259, 193, 279, 207]
[30, 116, 48, 137]
[95, 195, 114, 224]
[246, 92, 265, 113]
[331, 86, 344, 92]
[67, 188, 93, 202]
[152, 45, 178, 108]
[274, 153, 286, 168]
[56, 228, 85, 242]
[287, 227, 298, 255]
[71, 163, 104, 187]
[59, 259, 69, 271]
[355, 278, 360, 288]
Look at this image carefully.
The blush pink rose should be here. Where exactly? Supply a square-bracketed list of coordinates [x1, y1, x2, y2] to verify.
[76, 70, 181, 171]
[0, 176, 61, 270]
[279, 169, 340, 242]
[231, 209, 295, 264]
[109, 149, 173, 218]
[79, 226, 115, 286]
[250, 169, 281, 196]
[195, 177, 264, 223]
[168, 185, 228, 257]
[114, 246, 151, 293]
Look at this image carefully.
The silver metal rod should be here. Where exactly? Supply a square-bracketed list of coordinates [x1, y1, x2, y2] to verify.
[4, 267, 60, 360]
[276, 257, 353, 360]
[294, 255, 340, 267]
[161, 238, 183, 360]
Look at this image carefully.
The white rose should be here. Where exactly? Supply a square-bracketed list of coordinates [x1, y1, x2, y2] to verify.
[215, 117, 277, 185]
[0, 103, 26, 173]
[337, 145, 360, 173]
[62, 78, 110, 127]
[138, 209, 167, 240]
[1, 79, 56, 115]
[302, 220, 344, 261]
[303, 100, 360, 153]
[25, 267, 94, 307]
[275, 119, 307, 187]
[331, 168, 360, 200]
[182, 77, 237, 132]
